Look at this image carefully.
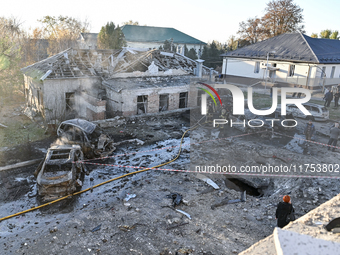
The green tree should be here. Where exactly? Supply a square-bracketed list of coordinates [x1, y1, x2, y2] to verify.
[184, 44, 189, 55]
[320, 29, 332, 39]
[0, 17, 23, 99]
[97, 22, 126, 49]
[311, 33, 318, 38]
[261, 0, 305, 38]
[330, 31, 339, 40]
[201, 41, 224, 69]
[186, 48, 197, 59]
[161, 40, 173, 51]
[226, 35, 238, 51]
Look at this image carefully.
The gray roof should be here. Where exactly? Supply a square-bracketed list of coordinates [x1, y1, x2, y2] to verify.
[80, 33, 99, 41]
[221, 33, 340, 64]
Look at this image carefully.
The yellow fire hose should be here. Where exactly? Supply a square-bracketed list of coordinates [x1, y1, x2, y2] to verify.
[0, 123, 199, 222]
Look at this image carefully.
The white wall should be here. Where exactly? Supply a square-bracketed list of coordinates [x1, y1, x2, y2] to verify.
[223, 58, 265, 78]
[106, 84, 191, 116]
[43, 77, 101, 121]
[126, 41, 203, 54]
[222, 57, 340, 87]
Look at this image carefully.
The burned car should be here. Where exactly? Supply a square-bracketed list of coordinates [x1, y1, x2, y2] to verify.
[36, 145, 85, 201]
[56, 119, 115, 158]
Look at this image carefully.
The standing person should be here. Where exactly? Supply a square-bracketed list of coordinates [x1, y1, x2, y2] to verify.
[334, 91, 340, 108]
[276, 195, 295, 228]
[292, 84, 297, 97]
[270, 87, 273, 98]
[218, 105, 229, 137]
[324, 90, 333, 107]
[304, 120, 315, 141]
[206, 101, 215, 122]
[324, 86, 329, 96]
[297, 85, 303, 98]
[328, 123, 340, 152]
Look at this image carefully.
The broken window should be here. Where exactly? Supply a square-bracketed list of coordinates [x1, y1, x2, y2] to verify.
[137, 95, 148, 114]
[65, 92, 75, 111]
[288, 65, 295, 77]
[159, 94, 169, 112]
[254, 62, 260, 73]
[179, 92, 188, 109]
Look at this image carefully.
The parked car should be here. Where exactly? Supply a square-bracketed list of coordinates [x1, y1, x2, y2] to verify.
[286, 103, 329, 121]
[56, 119, 115, 158]
[36, 145, 85, 201]
[248, 108, 296, 132]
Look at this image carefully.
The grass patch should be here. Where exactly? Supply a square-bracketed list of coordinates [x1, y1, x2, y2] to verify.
[0, 121, 48, 147]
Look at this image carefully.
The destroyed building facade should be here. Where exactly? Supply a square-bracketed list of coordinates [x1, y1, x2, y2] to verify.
[21, 47, 213, 122]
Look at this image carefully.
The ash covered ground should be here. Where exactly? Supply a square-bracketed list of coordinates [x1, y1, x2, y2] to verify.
[1, 113, 340, 255]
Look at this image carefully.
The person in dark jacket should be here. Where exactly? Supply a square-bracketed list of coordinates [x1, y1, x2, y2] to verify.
[324, 91, 333, 107]
[297, 85, 303, 98]
[304, 120, 315, 141]
[276, 195, 295, 228]
[334, 92, 340, 108]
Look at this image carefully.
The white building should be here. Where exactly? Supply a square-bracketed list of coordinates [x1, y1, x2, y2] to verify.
[221, 33, 340, 90]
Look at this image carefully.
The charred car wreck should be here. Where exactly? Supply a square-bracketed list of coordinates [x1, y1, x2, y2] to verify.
[36, 145, 85, 201]
[56, 119, 115, 159]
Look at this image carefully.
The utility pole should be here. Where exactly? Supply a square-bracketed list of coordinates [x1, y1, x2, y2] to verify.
[264, 51, 276, 90]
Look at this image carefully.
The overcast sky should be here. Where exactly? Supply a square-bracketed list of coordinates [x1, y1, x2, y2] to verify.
[2, 0, 340, 44]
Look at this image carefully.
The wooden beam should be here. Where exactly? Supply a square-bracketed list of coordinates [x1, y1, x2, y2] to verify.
[0, 158, 43, 172]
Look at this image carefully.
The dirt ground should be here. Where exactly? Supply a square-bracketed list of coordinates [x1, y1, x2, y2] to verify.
[0, 93, 51, 166]
[1, 110, 340, 254]
[1, 88, 340, 254]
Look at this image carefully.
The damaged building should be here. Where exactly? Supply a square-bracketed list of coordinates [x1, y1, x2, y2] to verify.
[21, 47, 214, 122]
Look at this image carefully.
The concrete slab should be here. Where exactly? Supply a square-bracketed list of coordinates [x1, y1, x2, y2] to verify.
[274, 227, 340, 255]
[240, 194, 340, 255]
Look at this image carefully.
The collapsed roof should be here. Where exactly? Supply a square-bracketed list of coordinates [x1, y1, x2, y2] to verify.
[221, 33, 340, 64]
[21, 48, 213, 81]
